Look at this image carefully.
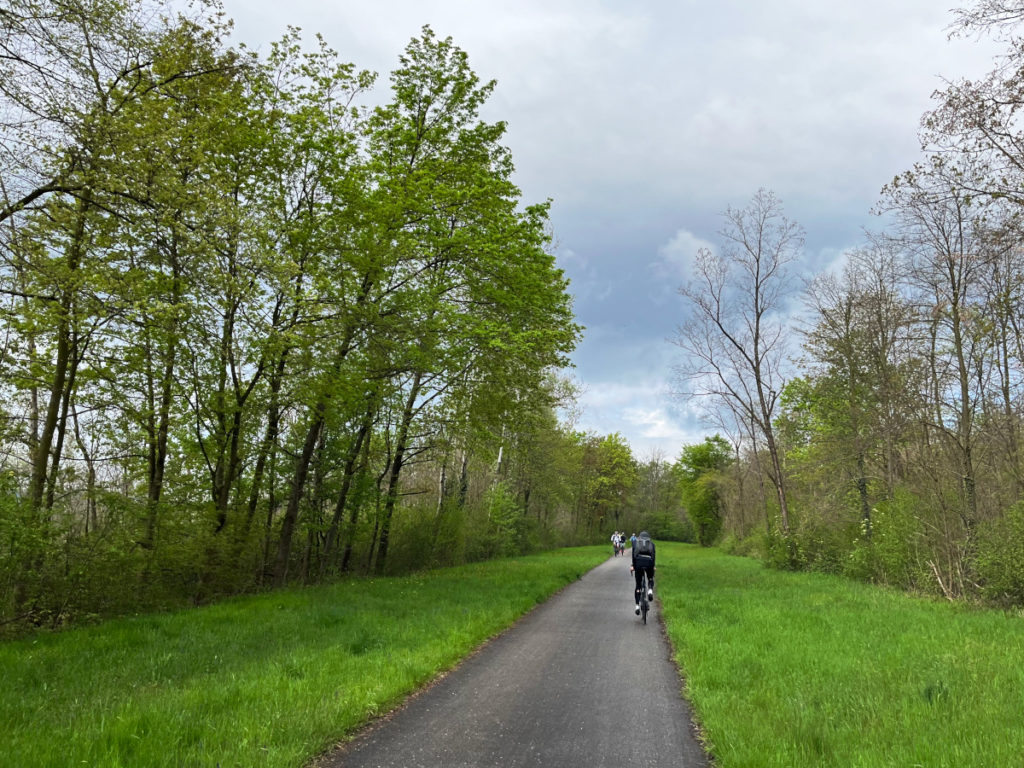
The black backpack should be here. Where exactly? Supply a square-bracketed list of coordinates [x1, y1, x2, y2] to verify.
[635, 536, 653, 557]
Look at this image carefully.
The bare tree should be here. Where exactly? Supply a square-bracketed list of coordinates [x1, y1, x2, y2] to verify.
[801, 238, 920, 536]
[881, 158, 994, 544]
[950, 0, 1024, 38]
[673, 188, 803, 537]
[978, 214, 1024, 499]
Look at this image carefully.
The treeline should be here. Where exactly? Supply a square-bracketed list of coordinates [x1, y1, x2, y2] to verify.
[0, 1, 685, 635]
[674, 2, 1024, 607]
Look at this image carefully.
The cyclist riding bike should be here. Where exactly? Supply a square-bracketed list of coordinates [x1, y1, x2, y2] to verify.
[630, 530, 656, 615]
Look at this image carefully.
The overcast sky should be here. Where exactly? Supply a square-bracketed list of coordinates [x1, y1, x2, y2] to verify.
[219, 0, 1003, 460]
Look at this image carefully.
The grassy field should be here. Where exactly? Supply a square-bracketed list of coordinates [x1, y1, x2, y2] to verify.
[0, 546, 606, 768]
[657, 543, 1024, 768]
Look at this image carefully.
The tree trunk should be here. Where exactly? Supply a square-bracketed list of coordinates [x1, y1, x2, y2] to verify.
[322, 417, 371, 578]
[71, 403, 97, 534]
[29, 197, 90, 510]
[45, 328, 83, 511]
[241, 354, 286, 545]
[273, 405, 326, 585]
[856, 451, 871, 541]
[260, 443, 279, 585]
[375, 372, 423, 574]
[143, 241, 182, 547]
[341, 419, 375, 573]
[457, 451, 469, 508]
[950, 284, 978, 531]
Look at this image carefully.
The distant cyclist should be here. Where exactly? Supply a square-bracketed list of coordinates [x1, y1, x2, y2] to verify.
[630, 530, 656, 615]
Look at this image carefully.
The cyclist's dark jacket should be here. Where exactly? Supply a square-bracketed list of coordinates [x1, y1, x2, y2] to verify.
[632, 536, 655, 569]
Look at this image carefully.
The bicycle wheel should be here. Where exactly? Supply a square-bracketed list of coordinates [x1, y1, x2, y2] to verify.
[640, 576, 649, 624]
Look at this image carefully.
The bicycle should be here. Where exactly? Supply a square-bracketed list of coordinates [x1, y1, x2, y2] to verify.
[638, 571, 650, 624]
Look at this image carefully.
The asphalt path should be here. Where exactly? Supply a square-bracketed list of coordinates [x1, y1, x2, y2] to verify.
[320, 554, 710, 768]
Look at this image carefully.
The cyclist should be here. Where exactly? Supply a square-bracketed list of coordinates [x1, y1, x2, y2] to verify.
[630, 530, 656, 615]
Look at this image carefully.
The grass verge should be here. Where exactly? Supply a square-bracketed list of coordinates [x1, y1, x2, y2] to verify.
[1, 546, 606, 768]
[657, 543, 1024, 768]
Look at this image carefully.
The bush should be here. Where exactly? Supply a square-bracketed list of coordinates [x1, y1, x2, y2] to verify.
[844, 534, 883, 583]
[718, 532, 762, 558]
[974, 502, 1024, 607]
[465, 482, 526, 562]
[384, 504, 438, 574]
[791, 516, 851, 575]
[763, 528, 802, 570]
[842, 489, 931, 592]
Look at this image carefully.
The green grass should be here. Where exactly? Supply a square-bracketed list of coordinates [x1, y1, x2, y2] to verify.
[12, 542, 1020, 768]
[0, 546, 606, 768]
[657, 543, 1024, 768]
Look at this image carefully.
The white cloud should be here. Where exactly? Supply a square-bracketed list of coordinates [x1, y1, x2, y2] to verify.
[653, 228, 715, 280]
[812, 245, 858, 281]
[557, 247, 589, 274]
[623, 406, 686, 440]
[576, 378, 717, 461]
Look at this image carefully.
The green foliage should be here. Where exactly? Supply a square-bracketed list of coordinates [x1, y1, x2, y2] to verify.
[974, 502, 1024, 606]
[467, 481, 528, 561]
[0, 6, 593, 629]
[641, 508, 695, 542]
[674, 436, 731, 546]
[763, 527, 803, 571]
[789, 515, 851, 575]
[588, 433, 638, 529]
[717, 532, 762, 558]
[385, 504, 447, 574]
[0, 477, 53, 623]
[852, 489, 931, 591]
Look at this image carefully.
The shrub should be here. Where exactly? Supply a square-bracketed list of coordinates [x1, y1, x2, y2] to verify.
[974, 502, 1024, 607]
[465, 482, 525, 562]
[764, 528, 802, 571]
[844, 489, 930, 592]
[718, 532, 762, 558]
[791, 516, 851, 575]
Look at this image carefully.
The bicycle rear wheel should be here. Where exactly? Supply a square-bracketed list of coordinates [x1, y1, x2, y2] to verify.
[640, 575, 649, 624]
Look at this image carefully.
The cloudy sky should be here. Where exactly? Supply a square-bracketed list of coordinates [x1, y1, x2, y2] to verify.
[219, 0, 1003, 460]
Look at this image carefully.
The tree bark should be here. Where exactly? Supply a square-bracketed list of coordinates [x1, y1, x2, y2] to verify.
[273, 405, 326, 585]
[321, 416, 371, 578]
[29, 195, 90, 510]
[375, 371, 423, 574]
[341, 418, 375, 573]
[45, 328, 83, 511]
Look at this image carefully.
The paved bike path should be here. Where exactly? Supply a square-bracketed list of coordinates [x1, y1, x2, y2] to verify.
[320, 555, 709, 767]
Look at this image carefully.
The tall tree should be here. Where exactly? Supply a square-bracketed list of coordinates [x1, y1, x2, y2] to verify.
[881, 158, 992, 536]
[673, 188, 803, 538]
[362, 27, 578, 574]
[798, 241, 921, 535]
